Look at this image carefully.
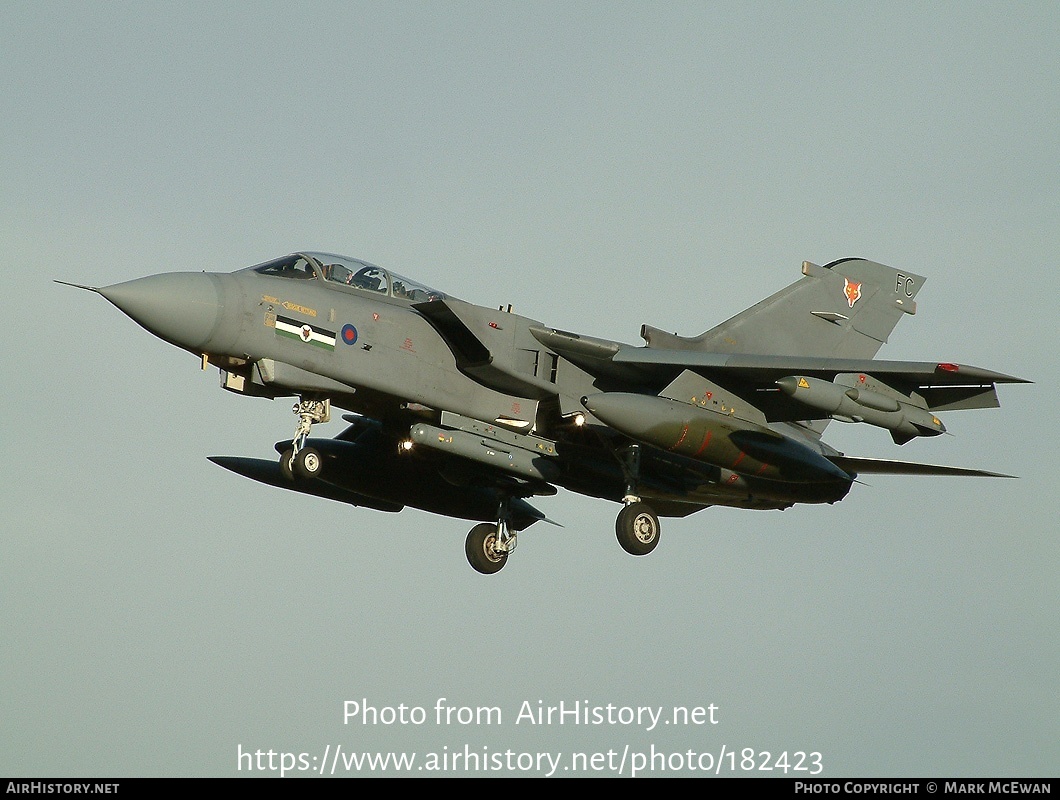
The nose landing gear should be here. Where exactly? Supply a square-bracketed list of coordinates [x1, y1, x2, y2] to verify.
[279, 398, 330, 480]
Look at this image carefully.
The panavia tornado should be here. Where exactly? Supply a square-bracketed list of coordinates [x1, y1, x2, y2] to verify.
[61, 254, 1027, 573]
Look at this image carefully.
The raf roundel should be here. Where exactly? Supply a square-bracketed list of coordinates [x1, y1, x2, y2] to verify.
[341, 323, 358, 345]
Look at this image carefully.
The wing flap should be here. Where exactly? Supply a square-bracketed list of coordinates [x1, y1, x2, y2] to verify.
[612, 349, 1029, 387]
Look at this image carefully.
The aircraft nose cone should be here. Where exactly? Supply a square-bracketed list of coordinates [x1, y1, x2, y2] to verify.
[99, 272, 223, 351]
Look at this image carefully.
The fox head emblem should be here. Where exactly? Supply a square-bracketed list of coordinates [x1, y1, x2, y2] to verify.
[843, 278, 862, 308]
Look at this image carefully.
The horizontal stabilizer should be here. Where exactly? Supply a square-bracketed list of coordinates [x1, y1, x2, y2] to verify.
[827, 455, 1016, 479]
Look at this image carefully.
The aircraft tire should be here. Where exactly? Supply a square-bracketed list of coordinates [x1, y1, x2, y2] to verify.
[465, 523, 508, 574]
[616, 502, 660, 556]
[293, 447, 323, 480]
[279, 449, 295, 481]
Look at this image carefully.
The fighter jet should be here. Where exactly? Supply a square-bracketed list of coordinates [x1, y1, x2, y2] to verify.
[61, 253, 1027, 573]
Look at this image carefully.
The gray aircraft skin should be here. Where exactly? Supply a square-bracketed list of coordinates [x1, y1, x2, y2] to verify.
[62, 253, 1028, 573]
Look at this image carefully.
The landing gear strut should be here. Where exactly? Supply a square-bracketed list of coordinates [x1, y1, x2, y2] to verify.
[280, 398, 329, 480]
[465, 498, 517, 574]
[615, 443, 662, 556]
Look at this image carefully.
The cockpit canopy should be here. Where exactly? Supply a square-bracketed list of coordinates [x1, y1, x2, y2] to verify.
[248, 252, 447, 302]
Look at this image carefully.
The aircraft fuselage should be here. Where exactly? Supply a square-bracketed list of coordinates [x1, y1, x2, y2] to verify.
[94, 255, 851, 515]
[71, 250, 1025, 572]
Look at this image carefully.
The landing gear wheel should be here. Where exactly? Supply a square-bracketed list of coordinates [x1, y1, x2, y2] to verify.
[465, 523, 508, 574]
[293, 446, 323, 479]
[279, 449, 295, 481]
[616, 502, 660, 556]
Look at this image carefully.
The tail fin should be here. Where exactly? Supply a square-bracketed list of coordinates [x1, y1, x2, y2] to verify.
[642, 258, 925, 361]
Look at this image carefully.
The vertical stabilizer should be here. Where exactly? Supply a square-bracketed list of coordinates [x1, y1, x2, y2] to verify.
[642, 258, 926, 361]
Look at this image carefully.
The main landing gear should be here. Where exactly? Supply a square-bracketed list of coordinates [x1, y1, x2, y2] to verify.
[465, 498, 518, 574]
[614, 442, 661, 557]
[279, 398, 329, 480]
[615, 501, 660, 556]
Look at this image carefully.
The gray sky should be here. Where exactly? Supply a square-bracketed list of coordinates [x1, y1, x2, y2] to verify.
[3, 1, 1057, 777]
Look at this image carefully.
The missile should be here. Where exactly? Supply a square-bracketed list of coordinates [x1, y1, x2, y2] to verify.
[409, 423, 561, 485]
[580, 392, 851, 484]
[776, 375, 945, 444]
